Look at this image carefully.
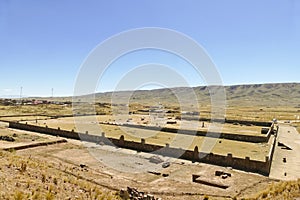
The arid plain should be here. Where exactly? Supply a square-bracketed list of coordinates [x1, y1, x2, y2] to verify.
[1, 83, 300, 200]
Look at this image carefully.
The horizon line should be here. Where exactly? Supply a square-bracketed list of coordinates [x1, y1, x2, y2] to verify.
[1, 81, 299, 99]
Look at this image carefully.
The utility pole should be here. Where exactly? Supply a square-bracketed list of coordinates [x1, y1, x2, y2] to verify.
[51, 88, 54, 98]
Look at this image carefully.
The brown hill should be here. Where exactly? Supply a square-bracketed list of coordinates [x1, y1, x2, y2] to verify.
[90, 82, 300, 107]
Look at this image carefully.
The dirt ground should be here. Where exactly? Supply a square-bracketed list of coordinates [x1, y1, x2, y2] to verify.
[269, 124, 300, 181]
[2, 115, 297, 199]
[0, 122, 119, 199]
[0, 123, 278, 199]
[20, 115, 271, 161]
[25, 115, 264, 136]
[0, 122, 47, 148]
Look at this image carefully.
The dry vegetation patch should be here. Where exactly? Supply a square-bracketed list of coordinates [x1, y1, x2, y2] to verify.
[0, 105, 73, 117]
[252, 179, 300, 200]
[0, 128, 45, 144]
[0, 150, 120, 200]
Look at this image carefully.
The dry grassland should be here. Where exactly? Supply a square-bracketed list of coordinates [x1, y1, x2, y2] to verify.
[0, 150, 120, 200]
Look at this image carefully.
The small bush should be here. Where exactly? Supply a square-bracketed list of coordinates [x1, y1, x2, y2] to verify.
[41, 174, 46, 183]
[14, 191, 24, 200]
[53, 177, 58, 185]
[262, 190, 268, 198]
[20, 162, 27, 173]
[203, 195, 209, 200]
[45, 192, 54, 200]
[32, 192, 40, 200]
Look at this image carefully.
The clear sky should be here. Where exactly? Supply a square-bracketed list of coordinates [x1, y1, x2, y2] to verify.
[0, 0, 300, 97]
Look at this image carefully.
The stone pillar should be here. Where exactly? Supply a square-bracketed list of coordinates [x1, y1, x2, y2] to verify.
[193, 146, 199, 162]
[265, 156, 269, 163]
[245, 157, 250, 171]
[119, 135, 125, 146]
[226, 153, 233, 167]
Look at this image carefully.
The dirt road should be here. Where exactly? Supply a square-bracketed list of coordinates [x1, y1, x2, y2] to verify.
[269, 124, 300, 180]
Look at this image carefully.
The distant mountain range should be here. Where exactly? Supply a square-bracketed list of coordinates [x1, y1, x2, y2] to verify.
[17, 83, 300, 107]
[89, 82, 300, 107]
[223, 82, 300, 106]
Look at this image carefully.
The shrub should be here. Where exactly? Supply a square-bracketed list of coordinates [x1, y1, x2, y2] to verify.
[20, 162, 27, 173]
[41, 174, 46, 183]
[14, 191, 24, 200]
[53, 177, 58, 185]
[45, 192, 54, 200]
[203, 195, 209, 200]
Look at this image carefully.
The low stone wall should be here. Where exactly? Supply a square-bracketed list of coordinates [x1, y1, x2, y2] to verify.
[2, 139, 67, 151]
[180, 117, 273, 127]
[0, 114, 48, 118]
[8, 122, 274, 176]
[266, 128, 278, 173]
[100, 122, 274, 143]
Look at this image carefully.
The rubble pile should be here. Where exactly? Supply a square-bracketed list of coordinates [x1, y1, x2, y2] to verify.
[0, 135, 15, 142]
[120, 187, 162, 200]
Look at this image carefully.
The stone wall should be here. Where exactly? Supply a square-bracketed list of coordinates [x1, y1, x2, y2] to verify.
[99, 122, 274, 143]
[180, 117, 273, 127]
[8, 121, 275, 176]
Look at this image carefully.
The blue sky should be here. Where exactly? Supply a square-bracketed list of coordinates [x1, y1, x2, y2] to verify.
[0, 0, 300, 97]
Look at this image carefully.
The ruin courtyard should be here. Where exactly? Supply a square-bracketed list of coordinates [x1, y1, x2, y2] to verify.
[0, 101, 299, 200]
